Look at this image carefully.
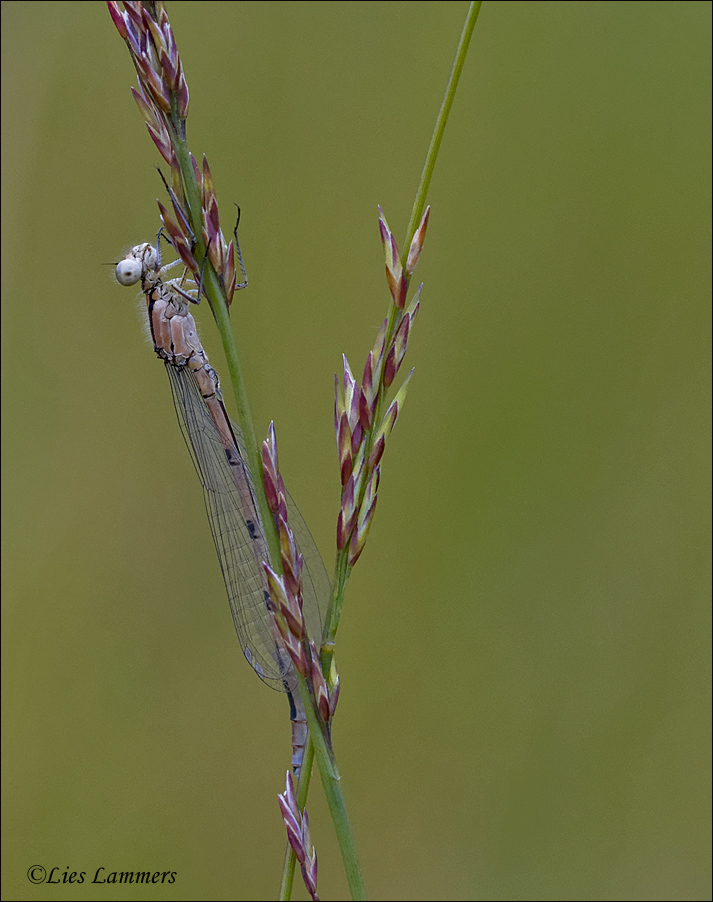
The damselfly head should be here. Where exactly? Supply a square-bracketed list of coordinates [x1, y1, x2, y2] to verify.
[115, 243, 156, 287]
[115, 256, 143, 287]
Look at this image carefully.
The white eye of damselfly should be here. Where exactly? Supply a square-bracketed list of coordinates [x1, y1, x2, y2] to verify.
[116, 257, 143, 287]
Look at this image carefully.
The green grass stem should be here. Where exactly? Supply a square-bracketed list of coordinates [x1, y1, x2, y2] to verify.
[279, 4, 482, 898]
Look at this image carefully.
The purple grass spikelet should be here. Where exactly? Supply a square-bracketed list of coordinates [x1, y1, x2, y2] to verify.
[367, 434, 386, 473]
[333, 206, 428, 569]
[309, 640, 331, 724]
[337, 475, 356, 550]
[157, 201, 198, 272]
[278, 773, 320, 901]
[405, 206, 430, 276]
[336, 411, 353, 488]
[328, 673, 340, 719]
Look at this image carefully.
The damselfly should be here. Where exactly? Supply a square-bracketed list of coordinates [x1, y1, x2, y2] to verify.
[116, 238, 328, 774]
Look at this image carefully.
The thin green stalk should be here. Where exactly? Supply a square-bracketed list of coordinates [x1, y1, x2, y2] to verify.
[280, 3, 482, 899]
[280, 673, 365, 900]
[300, 676, 366, 900]
[404, 1, 482, 258]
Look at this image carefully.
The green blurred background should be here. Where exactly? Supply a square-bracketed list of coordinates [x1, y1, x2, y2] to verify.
[2, 2, 710, 899]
